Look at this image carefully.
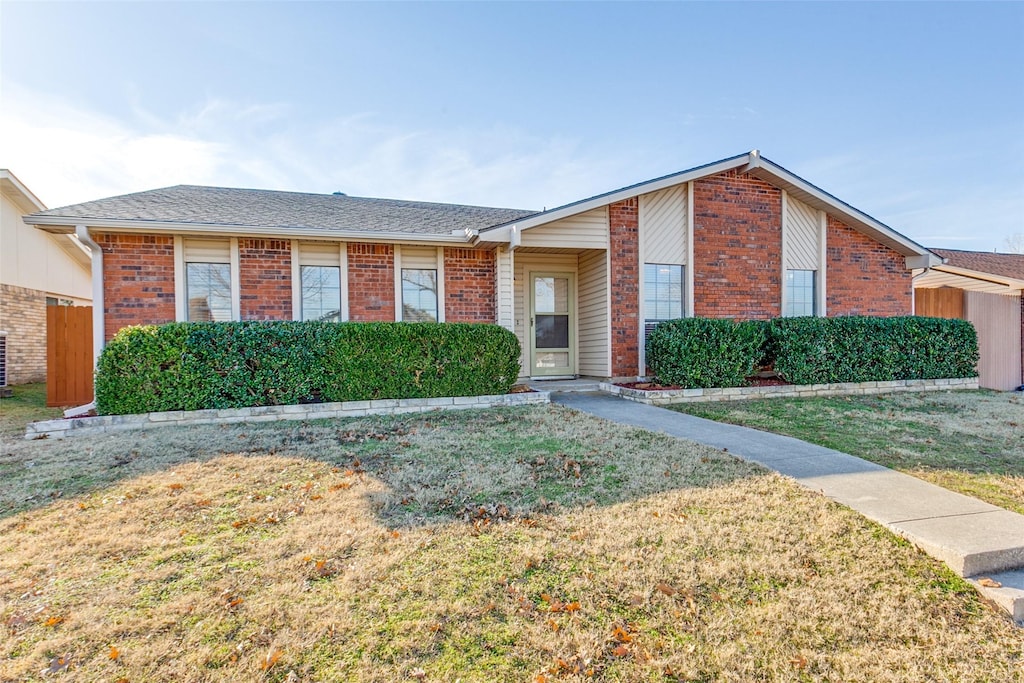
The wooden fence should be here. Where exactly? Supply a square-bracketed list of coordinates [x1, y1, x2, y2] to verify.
[47, 306, 93, 407]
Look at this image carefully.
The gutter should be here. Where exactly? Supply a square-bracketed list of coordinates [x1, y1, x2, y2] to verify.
[25, 216, 475, 245]
[75, 225, 104, 367]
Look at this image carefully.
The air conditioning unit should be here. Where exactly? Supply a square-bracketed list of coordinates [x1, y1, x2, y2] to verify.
[0, 332, 9, 396]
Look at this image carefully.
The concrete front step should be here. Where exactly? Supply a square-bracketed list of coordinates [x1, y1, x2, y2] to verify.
[970, 569, 1024, 624]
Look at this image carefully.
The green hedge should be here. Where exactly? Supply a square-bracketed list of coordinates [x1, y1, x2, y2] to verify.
[646, 317, 768, 388]
[95, 321, 521, 415]
[769, 316, 978, 385]
[646, 315, 978, 389]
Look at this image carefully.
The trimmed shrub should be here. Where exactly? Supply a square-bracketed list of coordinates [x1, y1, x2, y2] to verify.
[769, 316, 978, 385]
[646, 317, 768, 388]
[95, 321, 521, 415]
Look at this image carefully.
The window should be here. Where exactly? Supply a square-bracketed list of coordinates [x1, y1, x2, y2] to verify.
[644, 263, 684, 337]
[784, 269, 816, 317]
[186, 263, 232, 321]
[401, 269, 438, 322]
[301, 265, 341, 322]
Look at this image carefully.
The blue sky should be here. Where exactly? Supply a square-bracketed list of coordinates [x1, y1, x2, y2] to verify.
[2, 1, 1022, 251]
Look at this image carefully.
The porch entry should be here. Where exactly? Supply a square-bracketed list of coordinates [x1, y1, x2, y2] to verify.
[529, 272, 575, 378]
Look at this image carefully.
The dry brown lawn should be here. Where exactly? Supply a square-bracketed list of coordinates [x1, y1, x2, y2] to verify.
[671, 390, 1024, 515]
[1, 404, 1021, 681]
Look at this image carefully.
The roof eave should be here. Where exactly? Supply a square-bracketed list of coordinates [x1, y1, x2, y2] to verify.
[22, 215, 476, 245]
[748, 157, 934, 260]
[931, 264, 1024, 290]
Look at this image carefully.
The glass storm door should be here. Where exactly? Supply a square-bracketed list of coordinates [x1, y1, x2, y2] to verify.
[530, 273, 575, 377]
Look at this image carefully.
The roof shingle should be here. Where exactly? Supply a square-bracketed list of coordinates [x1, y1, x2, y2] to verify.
[32, 185, 538, 236]
[930, 248, 1024, 281]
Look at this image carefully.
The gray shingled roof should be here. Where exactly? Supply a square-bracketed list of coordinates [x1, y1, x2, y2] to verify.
[930, 248, 1024, 281]
[32, 185, 538, 235]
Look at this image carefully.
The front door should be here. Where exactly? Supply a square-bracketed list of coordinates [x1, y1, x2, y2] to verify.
[529, 272, 575, 377]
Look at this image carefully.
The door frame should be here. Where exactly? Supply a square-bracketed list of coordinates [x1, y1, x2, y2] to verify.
[528, 271, 576, 378]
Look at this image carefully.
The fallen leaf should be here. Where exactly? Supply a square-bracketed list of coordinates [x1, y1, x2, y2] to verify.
[167, 483, 183, 491]
[564, 601, 581, 612]
[261, 647, 283, 670]
[978, 577, 1002, 588]
[44, 615, 65, 627]
[43, 654, 72, 674]
[656, 582, 676, 596]
[612, 644, 630, 657]
[790, 654, 807, 669]
[109, 645, 120, 660]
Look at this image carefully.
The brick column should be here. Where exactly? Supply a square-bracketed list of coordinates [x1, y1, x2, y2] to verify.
[98, 233, 176, 340]
[239, 239, 292, 320]
[609, 198, 640, 377]
[347, 243, 395, 321]
[692, 170, 782, 319]
[444, 248, 496, 322]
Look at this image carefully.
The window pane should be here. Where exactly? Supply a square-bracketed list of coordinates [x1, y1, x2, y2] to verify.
[402, 269, 438, 322]
[534, 277, 569, 314]
[784, 269, 816, 317]
[643, 263, 684, 323]
[535, 314, 569, 349]
[186, 262, 232, 321]
[301, 265, 341, 322]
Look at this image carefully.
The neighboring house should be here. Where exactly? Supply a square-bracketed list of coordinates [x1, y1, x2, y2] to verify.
[915, 248, 1024, 390]
[23, 151, 939, 381]
[0, 170, 92, 385]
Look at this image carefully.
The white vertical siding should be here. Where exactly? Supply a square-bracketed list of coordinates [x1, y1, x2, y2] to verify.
[578, 249, 609, 377]
[784, 194, 821, 270]
[639, 185, 687, 265]
[513, 252, 578, 377]
[520, 207, 609, 249]
[496, 246, 514, 332]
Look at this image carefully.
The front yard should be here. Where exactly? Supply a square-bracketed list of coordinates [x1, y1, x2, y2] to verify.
[670, 390, 1024, 515]
[0, 393, 1021, 681]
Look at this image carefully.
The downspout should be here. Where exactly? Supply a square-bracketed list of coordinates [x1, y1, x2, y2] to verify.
[75, 225, 104, 368]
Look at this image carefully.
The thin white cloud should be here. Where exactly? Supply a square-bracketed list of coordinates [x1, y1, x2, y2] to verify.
[0, 83, 631, 213]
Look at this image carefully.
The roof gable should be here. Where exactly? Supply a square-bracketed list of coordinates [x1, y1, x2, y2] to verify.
[478, 150, 937, 264]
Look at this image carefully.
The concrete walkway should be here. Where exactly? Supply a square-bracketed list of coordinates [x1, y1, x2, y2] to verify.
[553, 392, 1024, 622]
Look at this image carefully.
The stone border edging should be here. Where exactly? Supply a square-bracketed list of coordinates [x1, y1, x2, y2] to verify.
[25, 391, 551, 440]
[601, 377, 980, 406]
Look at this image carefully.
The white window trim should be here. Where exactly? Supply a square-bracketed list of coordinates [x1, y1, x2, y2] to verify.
[436, 246, 446, 323]
[174, 235, 240, 322]
[818, 209, 828, 317]
[395, 245, 444, 323]
[393, 245, 403, 321]
[292, 240, 349, 322]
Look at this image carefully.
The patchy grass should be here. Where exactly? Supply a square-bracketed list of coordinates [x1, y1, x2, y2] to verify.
[0, 383, 62, 439]
[1, 406, 1021, 681]
[670, 390, 1024, 515]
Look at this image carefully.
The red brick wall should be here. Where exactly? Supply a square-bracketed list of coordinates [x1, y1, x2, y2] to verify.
[826, 216, 911, 316]
[692, 170, 782, 319]
[98, 233, 176, 340]
[239, 239, 292, 320]
[347, 243, 395, 321]
[443, 248, 496, 322]
[609, 199, 640, 377]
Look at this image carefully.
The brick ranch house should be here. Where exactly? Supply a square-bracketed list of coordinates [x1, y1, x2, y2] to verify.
[23, 151, 940, 381]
